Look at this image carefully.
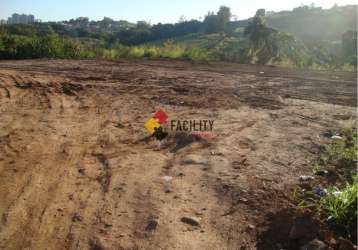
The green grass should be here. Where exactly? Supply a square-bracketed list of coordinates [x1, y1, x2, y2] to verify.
[318, 127, 357, 176]
[319, 177, 357, 238]
[2, 31, 355, 71]
[79, 40, 211, 63]
[110, 40, 211, 62]
[294, 126, 357, 240]
[149, 33, 243, 48]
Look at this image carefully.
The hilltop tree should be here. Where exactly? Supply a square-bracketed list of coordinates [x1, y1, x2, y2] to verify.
[100, 17, 114, 28]
[244, 13, 310, 66]
[255, 9, 266, 17]
[203, 12, 220, 33]
[203, 6, 232, 34]
[217, 6, 232, 33]
[217, 6, 231, 24]
[136, 21, 151, 30]
[244, 15, 279, 64]
[244, 15, 269, 48]
[178, 15, 186, 23]
[71, 17, 89, 27]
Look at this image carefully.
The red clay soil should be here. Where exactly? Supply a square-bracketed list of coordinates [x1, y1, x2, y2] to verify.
[0, 59, 356, 250]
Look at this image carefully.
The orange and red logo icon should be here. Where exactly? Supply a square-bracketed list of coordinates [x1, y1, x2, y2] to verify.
[144, 109, 168, 140]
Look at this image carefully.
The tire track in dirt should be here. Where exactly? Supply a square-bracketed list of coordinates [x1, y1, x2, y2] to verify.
[0, 60, 356, 250]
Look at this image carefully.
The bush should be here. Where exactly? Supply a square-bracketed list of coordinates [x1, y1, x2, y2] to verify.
[294, 127, 357, 241]
[62, 38, 83, 58]
[319, 177, 357, 238]
[107, 40, 210, 63]
[183, 46, 210, 62]
[0, 34, 87, 59]
[128, 46, 146, 58]
[36, 35, 63, 58]
[319, 128, 357, 170]
[143, 46, 159, 58]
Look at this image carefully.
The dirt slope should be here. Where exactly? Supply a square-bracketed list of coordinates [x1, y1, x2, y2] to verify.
[0, 59, 356, 250]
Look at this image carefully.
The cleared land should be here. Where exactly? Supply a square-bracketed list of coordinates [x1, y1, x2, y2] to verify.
[0, 59, 356, 250]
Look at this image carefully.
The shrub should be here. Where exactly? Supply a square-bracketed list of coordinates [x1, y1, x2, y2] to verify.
[320, 128, 357, 170]
[294, 127, 357, 241]
[127, 46, 145, 58]
[143, 46, 159, 58]
[62, 38, 83, 58]
[319, 177, 357, 238]
[183, 46, 210, 62]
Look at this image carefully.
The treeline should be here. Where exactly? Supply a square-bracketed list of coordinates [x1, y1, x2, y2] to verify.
[57, 6, 231, 45]
[44, 4, 356, 47]
[0, 5, 356, 70]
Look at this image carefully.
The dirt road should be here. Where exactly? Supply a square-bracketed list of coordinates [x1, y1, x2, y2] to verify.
[0, 59, 356, 250]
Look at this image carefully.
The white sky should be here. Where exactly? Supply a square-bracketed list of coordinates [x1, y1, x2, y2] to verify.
[0, 0, 357, 23]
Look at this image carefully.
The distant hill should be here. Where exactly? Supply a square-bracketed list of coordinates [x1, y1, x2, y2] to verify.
[264, 5, 357, 45]
[151, 5, 357, 51]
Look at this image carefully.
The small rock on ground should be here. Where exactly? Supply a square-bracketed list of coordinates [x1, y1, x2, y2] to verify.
[180, 216, 200, 227]
[145, 219, 158, 232]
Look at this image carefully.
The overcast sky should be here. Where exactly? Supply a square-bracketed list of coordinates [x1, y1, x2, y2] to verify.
[1, 0, 356, 23]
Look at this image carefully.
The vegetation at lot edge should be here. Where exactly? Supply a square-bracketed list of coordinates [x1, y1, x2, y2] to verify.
[295, 126, 357, 241]
[0, 4, 356, 70]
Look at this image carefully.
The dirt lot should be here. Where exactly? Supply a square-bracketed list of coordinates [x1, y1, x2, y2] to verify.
[0, 59, 356, 250]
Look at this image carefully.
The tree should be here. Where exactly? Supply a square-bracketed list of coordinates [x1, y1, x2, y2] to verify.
[244, 14, 310, 66]
[100, 17, 114, 28]
[244, 15, 267, 48]
[244, 15, 278, 64]
[255, 9, 266, 17]
[75, 17, 89, 27]
[217, 6, 231, 33]
[217, 6, 231, 23]
[178, 15, 186, 23]
[342, 30, 357, 65]
[203, 12, 220, 33]
[136, 21, 151, 30]
[203, 6, 231, 34]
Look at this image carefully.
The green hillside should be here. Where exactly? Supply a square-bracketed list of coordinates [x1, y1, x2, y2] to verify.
[265, 5, 357, 44]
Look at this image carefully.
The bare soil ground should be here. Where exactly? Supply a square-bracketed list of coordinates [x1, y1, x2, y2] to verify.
[0, 59, 356, 250]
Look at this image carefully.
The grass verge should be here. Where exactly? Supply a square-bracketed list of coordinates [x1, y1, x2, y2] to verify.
[294, 126, 357, 242]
